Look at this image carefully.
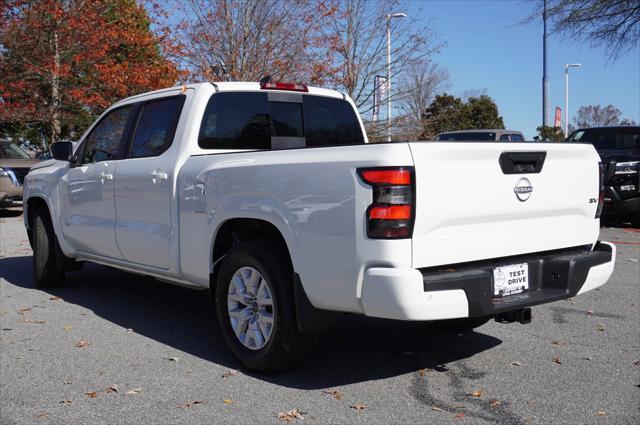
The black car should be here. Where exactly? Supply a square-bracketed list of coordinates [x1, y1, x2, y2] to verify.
[567, 126, 639, 223]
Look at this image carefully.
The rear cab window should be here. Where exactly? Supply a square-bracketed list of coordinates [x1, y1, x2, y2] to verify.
[198, 92, 364, 150]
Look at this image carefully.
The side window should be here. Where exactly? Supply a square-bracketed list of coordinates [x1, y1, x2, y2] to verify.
[499, 134, 510, 142]
[199, 92, 270, 150]
[80, 107, 131, 164]
[510, 134, 524, 142]
[129, 96, 185, 158]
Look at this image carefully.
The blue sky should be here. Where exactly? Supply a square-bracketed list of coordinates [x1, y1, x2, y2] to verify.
[405, 0, 640, 139]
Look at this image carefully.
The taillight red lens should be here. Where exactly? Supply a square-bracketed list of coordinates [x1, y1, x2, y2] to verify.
[360, 169, 411, 185]
[260, 81, 309, 92]
[369, 205, 411, 220]
[358, 167, 415, 239]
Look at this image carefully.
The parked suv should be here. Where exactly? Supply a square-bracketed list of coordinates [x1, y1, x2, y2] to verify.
[567, 126, 640, 222]
[435, 129, 525, 142]
[0, 139, 39, 208]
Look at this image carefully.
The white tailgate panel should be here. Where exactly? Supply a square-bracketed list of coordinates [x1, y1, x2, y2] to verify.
[409, 142, 601, 268]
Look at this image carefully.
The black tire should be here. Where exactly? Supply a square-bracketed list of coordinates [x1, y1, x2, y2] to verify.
[432, 316, 492, 334]
[32, 206, 65, 288]
[214, 240, 316, 372]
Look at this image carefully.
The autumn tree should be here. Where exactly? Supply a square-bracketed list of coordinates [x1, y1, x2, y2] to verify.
[172, 0, 328, 82]
[573, 104, 637, 128]
[0, 0, 179, 146]
[317, 0, 443, 139]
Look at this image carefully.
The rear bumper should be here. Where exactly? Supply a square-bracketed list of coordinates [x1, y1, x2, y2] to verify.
[361, 242, 615, 321]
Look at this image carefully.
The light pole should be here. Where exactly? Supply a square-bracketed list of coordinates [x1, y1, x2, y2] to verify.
[387, 12, 407, 142]
[564, 63, 581, 136]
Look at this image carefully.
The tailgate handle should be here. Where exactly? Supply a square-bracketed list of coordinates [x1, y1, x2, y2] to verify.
[499, 151, 546, 174]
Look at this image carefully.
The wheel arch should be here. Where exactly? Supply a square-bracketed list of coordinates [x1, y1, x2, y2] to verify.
[209, 217, 338, 334]
[25, 196, 51, 246]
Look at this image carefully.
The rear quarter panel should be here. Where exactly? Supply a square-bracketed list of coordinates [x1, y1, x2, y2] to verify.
[178, 143, 414, 313]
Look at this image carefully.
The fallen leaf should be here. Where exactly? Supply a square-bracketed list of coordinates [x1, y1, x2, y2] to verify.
[277, 409, 305, 422]
[105, 385, 118, 393]
[418, 368, 432, 377]
[553, 356, 562, 364]
[223, 399, 233, 404]
[85, 391, 97, 398]
[527, 400, 538, 407]
[468, 389, 484, 397]
[177, 400, 203, 409]
[222, 369, 237, 378]
[351, 403, 367, 410]
[597, 410, 606, 416]
[489, 399, 501, 408]
[34, 412, 49, 419]
[324, 389, 342, 400]
[634, 360, 640, 366]
[167, 357, 180, 362]
[49, 296, 61, 301]
[597, 324, 606, 331]
[59, 400, 72, 405]
[581, 357, 592, 361]
[63, 381, 72, 385]
[124, 388, 142, 396]
[75, 340, 89, 348]
[586, 309, 594, 315]
[21, 318, 45, 324]
[456, 412, 466, 420]
[431, 406, 444, 412]
[63, 325, 73, 331]
[18, 307, 31, 314]
[552, 340, 565, 346]
[510, 361, 523, 366]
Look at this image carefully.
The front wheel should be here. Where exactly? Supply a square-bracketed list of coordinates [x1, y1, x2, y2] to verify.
[214, 241, 316, 372]
[32, 207, 65, 288]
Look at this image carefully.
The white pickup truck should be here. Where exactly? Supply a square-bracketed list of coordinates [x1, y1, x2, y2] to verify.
[23, 81, 616, 372]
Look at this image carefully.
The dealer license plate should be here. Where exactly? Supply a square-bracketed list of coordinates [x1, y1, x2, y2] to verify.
[492, 263, 529, 297]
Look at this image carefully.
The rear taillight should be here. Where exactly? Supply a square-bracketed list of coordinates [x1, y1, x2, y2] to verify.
[596, 162, 604, 218]
[358, 167, 415, 239]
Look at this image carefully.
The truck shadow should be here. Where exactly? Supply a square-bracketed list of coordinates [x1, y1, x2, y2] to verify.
[0, 255, 502, 389]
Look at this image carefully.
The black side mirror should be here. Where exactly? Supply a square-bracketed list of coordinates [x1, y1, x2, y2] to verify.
[51, 141, 73, 161]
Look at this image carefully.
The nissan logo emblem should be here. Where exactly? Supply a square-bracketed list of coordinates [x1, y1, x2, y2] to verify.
[514, 177, 533, 202]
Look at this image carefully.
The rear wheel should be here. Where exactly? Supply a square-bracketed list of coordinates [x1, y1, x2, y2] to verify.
[32, 207, 65, 288]
[214, 241, 316, 372]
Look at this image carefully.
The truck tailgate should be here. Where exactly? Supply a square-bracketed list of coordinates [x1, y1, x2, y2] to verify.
[409, 142, 601, 268]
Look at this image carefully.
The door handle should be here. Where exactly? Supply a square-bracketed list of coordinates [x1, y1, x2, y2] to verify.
[151, 169, 168, 183]
[99, 171, 113, 182]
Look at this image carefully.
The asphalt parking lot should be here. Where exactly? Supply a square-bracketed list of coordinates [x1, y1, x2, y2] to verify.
[1, 207, 639, 425]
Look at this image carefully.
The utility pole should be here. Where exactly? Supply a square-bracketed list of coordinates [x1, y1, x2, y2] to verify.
[542, 0, 549, 127]
[386, 12, 407, 142]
